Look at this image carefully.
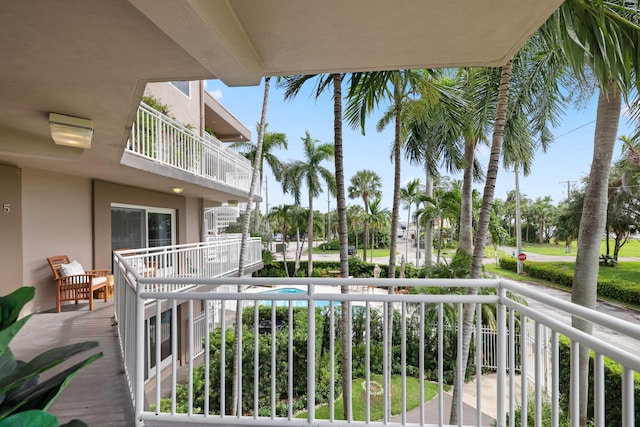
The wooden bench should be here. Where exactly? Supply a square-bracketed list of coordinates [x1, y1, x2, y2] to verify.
[47, 255, 109, 313]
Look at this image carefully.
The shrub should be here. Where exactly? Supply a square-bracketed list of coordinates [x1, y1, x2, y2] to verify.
[497, 258, 640, 307]
[558, 336, 640, 427]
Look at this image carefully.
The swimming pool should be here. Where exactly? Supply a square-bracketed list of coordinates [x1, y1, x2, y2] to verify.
[259, 287, 331, 308]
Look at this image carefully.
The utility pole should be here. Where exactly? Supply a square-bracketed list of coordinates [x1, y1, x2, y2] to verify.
[558, 179, 577, 200]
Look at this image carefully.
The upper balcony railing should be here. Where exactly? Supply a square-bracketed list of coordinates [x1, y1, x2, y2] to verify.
[127, 102, 253, 193]
[112, 256, 640, 427]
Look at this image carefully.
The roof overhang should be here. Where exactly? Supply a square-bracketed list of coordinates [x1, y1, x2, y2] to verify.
[203, 91, 252, 142]
[0, 0, 563, 201]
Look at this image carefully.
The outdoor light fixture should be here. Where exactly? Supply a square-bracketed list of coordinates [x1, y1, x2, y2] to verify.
[49, 113, 94, 149]
[172, 187, 183, 194]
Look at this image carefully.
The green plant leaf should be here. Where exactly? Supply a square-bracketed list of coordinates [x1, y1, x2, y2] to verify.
[0, 288, 34, 331]
[0, 342, 99, 396]
[0, 318, 30, 360]
[0, 409, 59, 427]
[0, 349, 17, 407]
[0, 353, 102, 419]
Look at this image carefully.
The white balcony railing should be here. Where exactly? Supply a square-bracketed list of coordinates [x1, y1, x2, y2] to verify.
[112, 258, 640, 427]
[127, 103, 253, 192]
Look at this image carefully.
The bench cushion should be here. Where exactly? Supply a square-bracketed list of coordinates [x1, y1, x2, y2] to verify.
[60, 260, 85, 276]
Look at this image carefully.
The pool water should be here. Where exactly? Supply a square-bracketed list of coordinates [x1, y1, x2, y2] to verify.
[260, 287, 331, 308]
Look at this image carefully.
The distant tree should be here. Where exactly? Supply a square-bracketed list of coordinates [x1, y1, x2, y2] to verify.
[348, 170, 382, 261]
[231, 123, 288, 232]
[366, 197, 390, 262]
[281, 132, 335, 276]
[267, 204, 296, 277]
[553, 189, 585, 253]
[400, 178, 422, 265]
[346, 204, 366, 255]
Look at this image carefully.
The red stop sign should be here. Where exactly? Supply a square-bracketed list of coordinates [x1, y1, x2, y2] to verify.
[517, 253, 527, 261]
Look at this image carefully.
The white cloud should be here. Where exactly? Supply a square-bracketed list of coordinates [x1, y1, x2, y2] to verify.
[209, 88, 223, 100]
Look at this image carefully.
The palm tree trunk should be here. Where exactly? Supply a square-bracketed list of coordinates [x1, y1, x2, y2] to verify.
[232, 76, 271, 415]
[283, 223, 290, 277]
[388, 73, 402, 279]
[437, 217, 444, 262]
[572, 81, 620, 425]
[252, 170, 264, 233]
[458, 136, 475, 255]
[363, 199, 370, 261]
[450, 61, 512, 424]
[307, 196, 314, 277]
[333, 74, 348, 277]
[424, 170, 434, 266]
[405, 207, 411, 262]
[332, 73, 352, 420]
[415, 214, 420, 266]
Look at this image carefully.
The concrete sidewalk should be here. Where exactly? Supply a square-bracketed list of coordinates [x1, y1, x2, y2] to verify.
[391, 373, 522, 426]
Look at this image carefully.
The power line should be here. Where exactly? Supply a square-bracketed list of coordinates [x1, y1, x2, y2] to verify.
[555, 120, 596, 140]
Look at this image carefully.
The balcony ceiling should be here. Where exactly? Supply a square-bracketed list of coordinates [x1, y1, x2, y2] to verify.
[0, 0, 563, 201]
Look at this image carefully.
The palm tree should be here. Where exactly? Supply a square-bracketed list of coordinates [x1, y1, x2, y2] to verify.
[539, 3, 640, 423]
[278, 74, 350, 276]
[402, 78, 467, 266]
[281, 131, 336, 277]
[231, 123, 288, 232]
[267, 204, 295, 277]
[417, 186, 461, 264]
[615, 134, 640, 195]
[233, 76, 271, 416]
[452, 26, 570, 423]
[282, 73, 352, 420]
[346, 204, 366, 256]
[455, 3, 640, 424]
[366, 197, 390, 262]
[346, 70, 442, 280]
[400, 178, 421, 264]
[348, 170, 382, 261]
[279, 74, 352, 418]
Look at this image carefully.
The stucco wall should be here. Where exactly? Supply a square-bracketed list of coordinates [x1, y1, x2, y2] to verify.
[0, 164, 23, 299]
[92, 180, 198, 269]
[14, 172, 205, 314]
[22, 168, 93, 313]
[144, 82, 202, 132]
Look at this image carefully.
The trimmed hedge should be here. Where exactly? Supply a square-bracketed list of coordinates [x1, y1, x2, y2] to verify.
[258, 259, 423, 279]
[498, 258, 640, 306]
[558, 336, 640, 427]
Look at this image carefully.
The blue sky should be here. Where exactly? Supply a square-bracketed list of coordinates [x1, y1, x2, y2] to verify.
[206, 79, 635, 216]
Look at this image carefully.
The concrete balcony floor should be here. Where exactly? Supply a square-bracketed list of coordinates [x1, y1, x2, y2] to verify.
[11, 299, 135, 426]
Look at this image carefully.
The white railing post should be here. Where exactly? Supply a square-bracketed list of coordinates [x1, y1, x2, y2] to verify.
[307, 282, 316, 423]
[135, 282, 145, 427]
[127, 103, 252, 192]
[622, 366, 634, 427]
[497, 282, 507, 427]
[111, 267, 640, 427]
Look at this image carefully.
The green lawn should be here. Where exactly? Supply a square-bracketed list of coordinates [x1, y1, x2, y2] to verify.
[297, 375, 440, 421]
[485, 260, 640, 309]
[519, 240, 640, 257]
